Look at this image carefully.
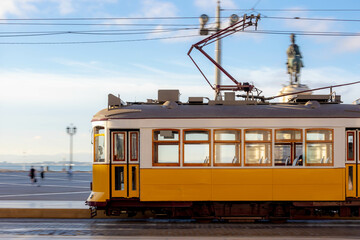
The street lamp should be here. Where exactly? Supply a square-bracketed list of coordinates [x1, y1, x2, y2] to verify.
[66, 124, 77, 170]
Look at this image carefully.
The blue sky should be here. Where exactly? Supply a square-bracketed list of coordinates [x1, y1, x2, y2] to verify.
[1, 0, 360, 163]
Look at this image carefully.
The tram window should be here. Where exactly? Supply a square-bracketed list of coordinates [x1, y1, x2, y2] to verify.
[275, 129, 302, 141]
[130, 132, 138, 161]
[114, 166, 124, 190]
[305, 129, 333, 166]
[274, 144, 291, 166]
[214, 130, 240, 165]
[94, 127, 105, 163]
[347, 132, 354, 161]
[306, 129, 332, 141]
[348, 166, 354, 191]
[184, 130, 210, 166]
[274, 129, 303, 166]
[113, 132, 125, 161]
[245, 129, 272, 166]
[153, 130, 180, 166]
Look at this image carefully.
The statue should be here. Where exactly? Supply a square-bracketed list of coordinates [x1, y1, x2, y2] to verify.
[286, 34, 304, 84]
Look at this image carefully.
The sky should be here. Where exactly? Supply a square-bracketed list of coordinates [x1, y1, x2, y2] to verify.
[1, 0, 360, 164]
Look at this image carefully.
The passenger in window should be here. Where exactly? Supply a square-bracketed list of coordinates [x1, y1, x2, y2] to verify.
[293, 155, 303, 166]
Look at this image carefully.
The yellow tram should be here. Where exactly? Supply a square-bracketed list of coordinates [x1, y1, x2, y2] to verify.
[86, 15, 360, 220]
[86, 90, 360, 220]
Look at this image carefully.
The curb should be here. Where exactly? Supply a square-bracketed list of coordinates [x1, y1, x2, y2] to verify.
[0, 208, 108, 219]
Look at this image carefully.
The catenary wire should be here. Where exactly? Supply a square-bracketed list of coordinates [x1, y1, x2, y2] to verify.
[0, 34, 199, 44]
[222, 8, 360, 12]
[0, 28, 198, 37]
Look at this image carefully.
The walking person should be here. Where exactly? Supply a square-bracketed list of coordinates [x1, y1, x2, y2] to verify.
[39, 166, 45, 186]
[29, 166, 36, 184]
[40, 166, 45, 181]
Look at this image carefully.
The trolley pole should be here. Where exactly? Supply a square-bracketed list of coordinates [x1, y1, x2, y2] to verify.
[66, 124, 77, 170]
[214, 0, 222, 100]
[199, 0, 240, 100]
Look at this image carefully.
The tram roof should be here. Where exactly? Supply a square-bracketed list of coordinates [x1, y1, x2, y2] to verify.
[92, 102, 360, 121]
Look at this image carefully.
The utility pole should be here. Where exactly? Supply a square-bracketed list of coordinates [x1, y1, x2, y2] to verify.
[199, 0, 240, 100]
[214, 0, 222, 100]
[66, 124, 77, 170]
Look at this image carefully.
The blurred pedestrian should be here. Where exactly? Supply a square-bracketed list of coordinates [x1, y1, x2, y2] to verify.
[67, 166, 73, 179]
[29, 166, 36, 184]
[40, 166, 45, 181]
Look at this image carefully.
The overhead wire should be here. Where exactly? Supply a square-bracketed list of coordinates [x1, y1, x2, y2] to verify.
[222, 8, 360, 12]
[0, 34, 200, 44]
[0, 27, 198, 37]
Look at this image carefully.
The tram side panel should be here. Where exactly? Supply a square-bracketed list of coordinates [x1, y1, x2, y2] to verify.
[139, 127, 345, 202]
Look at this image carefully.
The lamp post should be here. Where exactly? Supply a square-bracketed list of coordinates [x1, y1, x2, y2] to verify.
[66, 124, 77, 170]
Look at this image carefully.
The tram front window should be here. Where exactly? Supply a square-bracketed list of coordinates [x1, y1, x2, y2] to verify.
[94, 127, 105, 162]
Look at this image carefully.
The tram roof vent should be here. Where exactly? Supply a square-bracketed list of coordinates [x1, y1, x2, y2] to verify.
[158, 89, 180, 103]
[188, 97, 204, 104]
[108, 94, 123, 110]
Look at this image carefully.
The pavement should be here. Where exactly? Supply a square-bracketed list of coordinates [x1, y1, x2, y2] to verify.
[0, 171, 93, 218]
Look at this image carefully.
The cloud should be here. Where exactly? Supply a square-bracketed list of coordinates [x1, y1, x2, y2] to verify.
[141, 0, 177, 18]
[0, 0, 39, 17]
[336, 37, 360, 53]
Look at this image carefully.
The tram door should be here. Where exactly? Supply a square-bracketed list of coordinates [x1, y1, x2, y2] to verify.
[345, 130, 359, 198]
[110, 130, 140, 198]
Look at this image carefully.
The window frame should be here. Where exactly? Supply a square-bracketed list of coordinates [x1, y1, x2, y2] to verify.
[275, 128, 303, 143]
[244, 129, 272, 166]
[129, 131, 139, 162]
[274, 128, 303, 166]
[346, 131, 355, 161]
[183, 129, 211, 167]
[305, 128, 334, 166]
[152, 129, 180, 166]
[213, 129, 241, 166]
[112, 131, 126, 162]
[93, 127, 105, 163]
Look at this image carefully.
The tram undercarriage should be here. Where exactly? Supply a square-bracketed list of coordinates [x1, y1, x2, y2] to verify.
[88, 199, 360, 221]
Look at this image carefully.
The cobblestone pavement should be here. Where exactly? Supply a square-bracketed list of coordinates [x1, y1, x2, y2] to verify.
[0, 219, 359, 239]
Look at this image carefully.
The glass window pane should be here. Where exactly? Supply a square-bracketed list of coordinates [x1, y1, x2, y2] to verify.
[348, 133, 354, 160]
[114, 133, 125, 161]
[215, 130, 240, 141]
[132, 166, 137, 191]
[245, 143, 271, 164]
[276, 130, 301, 141]
[245, 130, 271, 141]
[95, 127, 104, 135]
[274, 144, 291, 165]
[307, 130, 332, 141]
[215, 143, 239, 164]
[155, 144, 179, 163]
[184, 144, 209, 164]
[114, 166, 124, 190]
[95, 135, 105, 162]
[306, 143, 332, 164]
[185, 131, 209, 141]
[131, 133, 138, 160]
[154, 130, 179, 141]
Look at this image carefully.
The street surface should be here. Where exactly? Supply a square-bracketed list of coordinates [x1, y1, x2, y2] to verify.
[0, 171, 359, 239]
[0, 219, 360, 239]
[0, 171, 91, 201]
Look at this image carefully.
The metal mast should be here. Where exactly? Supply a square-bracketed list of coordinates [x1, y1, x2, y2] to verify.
[214, 0, 222, 100]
